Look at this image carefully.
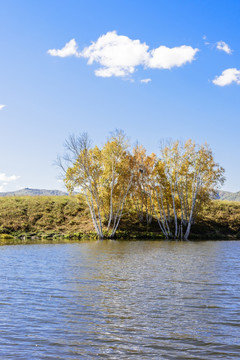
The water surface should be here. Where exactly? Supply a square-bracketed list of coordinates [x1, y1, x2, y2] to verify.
[0, 240, 240, 359]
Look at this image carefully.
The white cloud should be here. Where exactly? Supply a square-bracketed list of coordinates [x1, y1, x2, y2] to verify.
[0, 173, 20, 192]
[0, 104, 6, 110]
[140, 78, 152, 83]
[202, 35, 209, 45]
[95, 67, 134, 78]
[213, 68, 240, 86]
[80, 31, 149, 77]
[203, 37, 232, 53]
[148, 45, 198, 69]
[48, 31, 199, 78]
[0, 173, 20, 182]
[48, 39, 79, 57]
[216, 41, 232, 54]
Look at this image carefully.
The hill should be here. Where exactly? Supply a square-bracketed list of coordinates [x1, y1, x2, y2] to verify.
[216, 190, 240, 202]
[1, 187, 239, 202]
[0, 196, 239, 240]
[0, 188, 68, 197]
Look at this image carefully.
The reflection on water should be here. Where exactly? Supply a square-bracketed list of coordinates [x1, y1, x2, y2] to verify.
[0, 240, 240, 359]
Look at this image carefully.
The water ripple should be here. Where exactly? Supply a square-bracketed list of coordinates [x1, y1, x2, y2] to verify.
[0, 240, 240, 359]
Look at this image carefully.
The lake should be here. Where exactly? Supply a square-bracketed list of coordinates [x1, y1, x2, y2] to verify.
[0, 240, 240, 359]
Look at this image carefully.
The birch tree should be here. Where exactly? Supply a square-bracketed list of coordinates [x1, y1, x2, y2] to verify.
[63, 131, 133, 239]
[152, 140, 225, 240]
[59, 133, 224, 241]
[63, 134, 105, 238]
[131, 145, 156, 224]
[100, 130, 133, 238]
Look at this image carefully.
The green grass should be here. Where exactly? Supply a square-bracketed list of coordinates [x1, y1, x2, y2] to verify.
[0, 196, 92, 237]
[191, 200, 240, 240]
[0, 196, 239, 240]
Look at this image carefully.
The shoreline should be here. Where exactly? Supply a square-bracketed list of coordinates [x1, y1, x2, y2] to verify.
[0, 196, 240, 242]
[0, 230, 239, 243]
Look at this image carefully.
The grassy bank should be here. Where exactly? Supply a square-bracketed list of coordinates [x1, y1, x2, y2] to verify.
[0, 196, 239, 240]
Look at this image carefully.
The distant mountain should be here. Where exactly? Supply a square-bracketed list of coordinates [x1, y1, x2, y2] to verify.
[0, 188, 68, 197]
[216, 190, 240, 202]
[0, 187, 239, 201]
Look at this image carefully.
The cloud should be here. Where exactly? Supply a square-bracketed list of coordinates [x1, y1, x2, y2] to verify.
[48, 31, 199, 78]
[216, 41, 232, 54]
[0, 184, 7, 191]
[80, 31, 149, 77]
[48, 39, 79, 57]
[202, 35, 210, 45]
[203, 37, 232, 54]
[0, 173, 20, 191]
[0, 173, 20, 182]
[0, 104, 6, 110]
[140, 78, 152, 83]
[213, 68, 240, 86]
[148, 45, 198, 69]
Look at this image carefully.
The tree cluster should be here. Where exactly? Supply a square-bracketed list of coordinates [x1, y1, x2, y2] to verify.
[59, 131, 225, 240]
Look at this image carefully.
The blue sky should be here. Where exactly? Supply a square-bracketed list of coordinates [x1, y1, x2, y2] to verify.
[0, 0, 240, 192]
